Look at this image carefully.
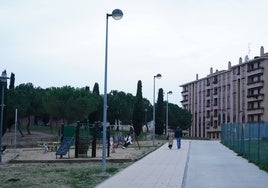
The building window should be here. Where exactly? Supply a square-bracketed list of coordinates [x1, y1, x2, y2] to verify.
[214, 98, 218, 106]
[214, 109, 217, 117]
[214, 88, 218, 95]
[207, 89, 210, 97]
[213, 76, 218, 84]
[206, 110, 210, 118]
[207, 100, 210, 107]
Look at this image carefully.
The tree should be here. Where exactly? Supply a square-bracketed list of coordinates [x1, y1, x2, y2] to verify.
[88, 83, 102, 123]
[107, 90, 135, 125]
[9, 73, 15, 89]
[42, 86, 75, 126]
[155, 88, 165, 135]
[143, 98, 152, 132]
[177, 108, 192, 130]
[65, 88, 99, 123]
[42, 86, 100, 124]
[167, 103, 192, 131]
[12, 83, 37, 134]
[92, 82, 100, 95]
[132, 80, 143, 136]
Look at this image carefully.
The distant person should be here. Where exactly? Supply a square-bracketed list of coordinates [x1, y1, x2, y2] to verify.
[167, 130, 174, 149]
[110, 136, 115, 153]
[43, 143, 49, 153]
[174, 127, 183, 149]
[122, 134, 132, 149]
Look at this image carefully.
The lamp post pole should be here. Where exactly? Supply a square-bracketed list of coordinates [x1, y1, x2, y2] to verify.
[0, 70, 9, 163]
[153, 74, 161, 146]
[166, 91, 172, 136]
[102, 9, 123, 172]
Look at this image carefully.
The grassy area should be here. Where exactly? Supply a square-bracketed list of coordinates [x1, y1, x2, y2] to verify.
[0, 162, 130, 188]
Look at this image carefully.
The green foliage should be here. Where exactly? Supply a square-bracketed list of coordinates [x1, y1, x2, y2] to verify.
[155, 88, 165, 135]
[4, 81, 187, 137]
[107, 90, 135, 125]
[132, 80, 144, 136]
[88, 82, 102, 123]
[92, 82, 100, 95]
[9, 72, 15, 89]
[168, 103, 192, 130]
[42, 86, 100, 124]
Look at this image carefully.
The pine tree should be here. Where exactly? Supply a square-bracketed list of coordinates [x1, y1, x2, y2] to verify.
[88, 82, 101, 123]
[132, 80, 143, 136]
[155, 88, 165, 135]
[9, 73, 15, 89]
[92, 82, 100, 95]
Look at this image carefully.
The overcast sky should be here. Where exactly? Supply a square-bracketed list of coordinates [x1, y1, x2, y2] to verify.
[1, 0, 268, 105]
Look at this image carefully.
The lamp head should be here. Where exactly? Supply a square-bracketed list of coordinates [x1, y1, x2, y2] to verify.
[155, 74, 162, 79]
[168, 91, 173, 95]
[112, 9, 123, 20]
[1, 70, 9, 82]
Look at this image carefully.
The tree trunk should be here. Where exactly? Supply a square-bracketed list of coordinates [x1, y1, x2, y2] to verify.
[26, 115, 31, 135]
[17, 121, 24, 137]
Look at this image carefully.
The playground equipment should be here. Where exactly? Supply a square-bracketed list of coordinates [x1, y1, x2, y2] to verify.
[55, 122, 106, 158]
[55, 122, 139, 159]
[56, 124, 76, 158]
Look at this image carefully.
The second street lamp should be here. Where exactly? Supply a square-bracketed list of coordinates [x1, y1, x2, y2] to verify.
[153, 73, 162, 146]
[166, 91, 172, 136]
[102, 9, 123, 173]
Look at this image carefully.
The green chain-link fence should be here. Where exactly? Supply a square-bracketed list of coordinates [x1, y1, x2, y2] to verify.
[221, 123, 268, 171]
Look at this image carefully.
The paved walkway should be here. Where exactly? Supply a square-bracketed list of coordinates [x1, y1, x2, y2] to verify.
[96, 140, 268, 188]
[96, 140, 189, 188]
[184, 140, 268, 188]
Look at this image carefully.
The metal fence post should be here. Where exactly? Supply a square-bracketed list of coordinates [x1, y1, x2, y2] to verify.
[257, 123, 260, 164]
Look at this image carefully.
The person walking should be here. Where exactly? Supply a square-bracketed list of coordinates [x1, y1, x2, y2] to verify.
[174, 126, 183, 149]
[167, 129, 174, 149]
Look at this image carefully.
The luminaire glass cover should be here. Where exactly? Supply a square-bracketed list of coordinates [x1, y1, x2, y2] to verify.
[155, 74, 162, 79]
[112, 9, 123, 20]
[1, 70, 8, 82]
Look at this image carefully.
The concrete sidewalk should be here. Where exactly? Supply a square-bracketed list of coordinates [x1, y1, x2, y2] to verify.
[96, 140, 268, 188]
[184, 140, 268, 188]
[96, 140, 190, 188]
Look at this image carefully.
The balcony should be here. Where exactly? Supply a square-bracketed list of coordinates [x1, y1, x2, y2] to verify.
[247, 67, 264, 76]
[180, 99, 189, 104]
[247, 94, 264, 101]
[181, 90, 189, 94]
[247, 81, 264, 89]
[247, 107, 264, 115]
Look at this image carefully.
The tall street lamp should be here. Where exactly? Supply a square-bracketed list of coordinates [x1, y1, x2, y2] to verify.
[102, 9, 123, 172]
[153, 73, 162, 146]
[166, 91, 172, 135]
[0, 70, 9, 163]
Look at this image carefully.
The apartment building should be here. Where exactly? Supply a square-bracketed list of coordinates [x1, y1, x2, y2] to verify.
[180, 46, 268, 139]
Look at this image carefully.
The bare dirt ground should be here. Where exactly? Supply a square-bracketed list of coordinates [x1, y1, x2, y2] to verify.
[1, 131, 161, 163]
[0, 131, 164, 188]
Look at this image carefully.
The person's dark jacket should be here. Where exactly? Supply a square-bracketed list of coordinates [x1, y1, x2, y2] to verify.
[174, 128, 182, 138]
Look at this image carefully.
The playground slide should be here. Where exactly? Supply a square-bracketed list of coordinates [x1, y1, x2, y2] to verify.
[56, 137, 75, 156]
